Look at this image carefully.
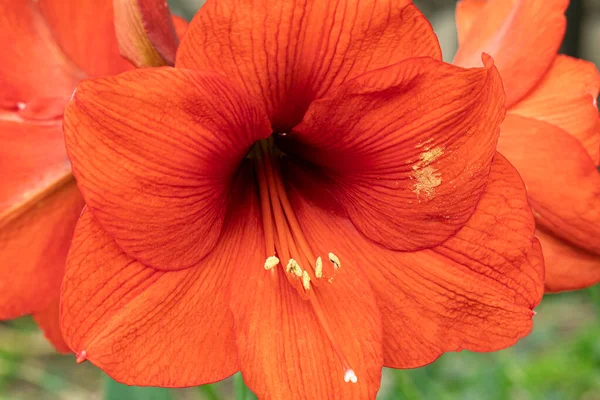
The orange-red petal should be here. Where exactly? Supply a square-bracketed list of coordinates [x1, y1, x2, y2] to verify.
[537, 229, 600, 292]
[287, 154, 543, 367]
[289, 56, 504, 251]
[60, 202, 256, 385]
[498, 115, 600, 257]
[230, 182, 382, 399]
[0, 1, 83, 106]
[32, 300, 70, 353]
[455, 0, 486, 44]
[37, 0, 132, 77]
[113, 0, 181, 67]
[510, 55, 600, 163]
[453, 0, 568, 107]
[0, 120, 70, 212]
[64, 67, 271, 270]
[176, 0, 440, 129]
[0, 179, 84, 319]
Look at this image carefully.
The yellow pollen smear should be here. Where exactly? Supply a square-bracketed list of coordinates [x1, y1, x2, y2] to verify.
[328, 252, 341, 269]
[411, 146, 444, 201]
[315, 257, 323, 278]
[302, 270, 311, 290]
[264, 256, 280, 270]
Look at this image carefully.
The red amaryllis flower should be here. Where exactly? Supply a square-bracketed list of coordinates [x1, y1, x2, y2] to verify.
[61, 0, 543, 397]
[0, 0, 185, 351]
[454, 0, 600, 292]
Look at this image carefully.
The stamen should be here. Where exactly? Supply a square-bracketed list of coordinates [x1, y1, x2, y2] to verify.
[264, 256, 279, 270]
[286, 259, 303, 277]
[328, 252, 341, 269]
[308, 293, 356, 383]
[315, 257, 323, 278]
[302, 270, 311, 290]
[344, 369, 358, 383]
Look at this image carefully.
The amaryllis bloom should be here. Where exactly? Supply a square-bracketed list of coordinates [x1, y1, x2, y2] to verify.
[0, 0, 185, 351]
[454, 0, 600, 292]
[61, 0, 543, 397]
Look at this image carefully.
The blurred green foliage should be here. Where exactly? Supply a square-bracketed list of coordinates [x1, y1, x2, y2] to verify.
[0, 288, 598, 399]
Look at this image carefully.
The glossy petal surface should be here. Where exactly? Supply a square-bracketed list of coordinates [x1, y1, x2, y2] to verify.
[38, 0, 132, 77]
[0, 1, 82, 106]
[498, 115, 600, 256]
[538, 229, 600, 293]
[510, 55, 600, 162]
[454, 0, 568, 107]
[0, 180, 83, 318]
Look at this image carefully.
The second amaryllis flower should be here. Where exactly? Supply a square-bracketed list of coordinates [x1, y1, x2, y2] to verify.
[61, 0, 544, 398]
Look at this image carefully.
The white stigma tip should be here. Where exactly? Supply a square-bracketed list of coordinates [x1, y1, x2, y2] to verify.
[16, 102, 26, 110]
[344, 369, 358, 383]
[264, 256, 279, 270]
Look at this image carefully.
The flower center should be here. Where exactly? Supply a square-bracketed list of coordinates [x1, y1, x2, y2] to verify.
[253, 138, 357, 384]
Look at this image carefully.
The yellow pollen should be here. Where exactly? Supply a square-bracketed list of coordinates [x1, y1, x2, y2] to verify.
[302, 270, 311, 290]
[315, 257, 323, 278]
[328, 252, 341, 269]
[264, 256, 279, 270]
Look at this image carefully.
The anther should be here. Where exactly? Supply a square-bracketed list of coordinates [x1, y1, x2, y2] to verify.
[328, 252, 341, 269]
[302, 270, 311, 290]
[344, 369, 358, 383]
[286, 259, 303, 277]
[315, 257, 323, 278]
[264, 256, 280, 270]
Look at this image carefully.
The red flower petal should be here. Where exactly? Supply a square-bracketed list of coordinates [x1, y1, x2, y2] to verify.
[37, 0, 133, 77]
[0, 120, 69, 212]
[0, 1, 83, 105]
[230, 182, 382, 399]
[498, 115, 600, 257]
[289, 56, 504, 251]
[455, 0, 486, 44]
[114, 0, 182, 67]
[32, 300, 70, 353]
[60, 199, 258, 385]
[510, 55, 600, 163]
[453, 0, 568, 107]
[537, 229, 600, 292]
[288, 154, 543, 367]
[64, 68, 271, 270]
[0, 179, 83, 319]
[172, 15, 188, 39]
[176, 0, 440, 129]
